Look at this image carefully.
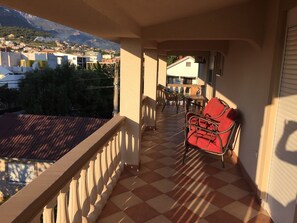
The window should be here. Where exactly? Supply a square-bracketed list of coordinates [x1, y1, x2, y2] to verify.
[8, 162, 36, 184]
[186, 62, 191, 67]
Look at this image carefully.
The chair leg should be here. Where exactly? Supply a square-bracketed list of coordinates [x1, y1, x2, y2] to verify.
[183, 145, 189, 164]
[161, 102, 166, 112]
[221, 155, 225, 168]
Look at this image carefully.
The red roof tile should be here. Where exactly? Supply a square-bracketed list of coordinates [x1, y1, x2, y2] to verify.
[0, 114, 108, 161]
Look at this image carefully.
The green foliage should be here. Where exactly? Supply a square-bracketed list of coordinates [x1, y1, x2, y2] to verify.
[0, 87, 19, 109]
[18, 63, 114, 118]
[0, 26, 51, 42]
[167, 55, 179, 66]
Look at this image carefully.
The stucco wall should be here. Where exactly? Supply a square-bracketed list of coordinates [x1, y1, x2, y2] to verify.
[215, 0, 280, 182]
[167, 57, 199, 78]
[0, 159, 52, 199]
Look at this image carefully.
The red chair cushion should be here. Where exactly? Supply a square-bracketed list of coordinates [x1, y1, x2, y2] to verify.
[203, 97, 226, 120]
[187, 108, 237, 154]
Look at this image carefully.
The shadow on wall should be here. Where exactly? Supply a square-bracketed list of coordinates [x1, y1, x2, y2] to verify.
[263, 120, 297, 222]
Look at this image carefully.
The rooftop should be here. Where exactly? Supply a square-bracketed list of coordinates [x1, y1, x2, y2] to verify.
[0, 113, 108, 161]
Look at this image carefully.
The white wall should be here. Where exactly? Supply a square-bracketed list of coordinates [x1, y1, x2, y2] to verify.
[167, 57, 198, 78]
[0, 159, 52, 199]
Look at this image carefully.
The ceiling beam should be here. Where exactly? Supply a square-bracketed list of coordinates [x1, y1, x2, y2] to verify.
[142, 0, 265, 47]
[158, 40, 229, 55]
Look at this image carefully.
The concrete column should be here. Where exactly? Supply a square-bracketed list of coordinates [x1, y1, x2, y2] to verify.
[158, 55, 167, 86]
[144, 49, 158, 129]
[120, 38, 143, 167]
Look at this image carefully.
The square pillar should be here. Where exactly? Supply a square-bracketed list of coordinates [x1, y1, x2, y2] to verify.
[158, 55, 167, 86]
[143, 49, 158, 129]
[120, 38, 143, 166]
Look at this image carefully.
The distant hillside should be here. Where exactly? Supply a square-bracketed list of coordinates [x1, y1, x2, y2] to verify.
[0, 6, 119, 50]
[0, 7, 33, 29]
[0, 26, 51, 42]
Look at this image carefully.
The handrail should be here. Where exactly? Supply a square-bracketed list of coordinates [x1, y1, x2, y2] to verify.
[167, 84, 203, 95]
[0, 115, 126, 223]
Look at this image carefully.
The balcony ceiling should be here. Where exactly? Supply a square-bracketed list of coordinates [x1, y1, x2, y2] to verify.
[0, 0, 267, 47]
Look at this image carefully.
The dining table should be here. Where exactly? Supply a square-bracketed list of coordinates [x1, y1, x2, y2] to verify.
[183, 94, 208, 113]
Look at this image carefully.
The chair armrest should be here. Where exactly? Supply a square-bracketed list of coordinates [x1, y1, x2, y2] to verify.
[187, 114, 220, 131]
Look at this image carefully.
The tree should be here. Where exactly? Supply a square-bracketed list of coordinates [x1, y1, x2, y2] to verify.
[18, 63, 114, 118]
[167, 55, 179, 66]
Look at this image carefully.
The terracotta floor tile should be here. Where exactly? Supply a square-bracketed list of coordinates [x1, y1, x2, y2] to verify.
[119, 176, 147, 190]
[154, 166, 176, 178]
[159, 148, 177, 157]
[205, 210, 242, 223]
[217, 184, 249, 200]
[164, 206, 201, 223]
[140, 155, 154, 164]
[169, 174, 196, 187]
[223, 201, 259, 222]
[120, 169, 138, 180]
[132, 184, 163, 201]
[213, 171, 241, 183]
[247, 213, 274, 223]
[111, 183, 130, 196]
[238, 195, 262, 211]
[145, 151, 166, 159]
[184, 197, 219, 218]
[227, 166, 243, 176]
[151, 178, 177, 193]
[98, 200, 121, 219]
[232, 178, 253, 192]
[198, 176, 228, 189]
[146, 194, 180, 214]
[183, 181, 214, 198]
[199, 191, 235, 208]
[144, 215, 172, 223]
[97, 211, 134, 223]
[142, 161, 165, 170]
[110, 191, 143, 210]
[200, 164, 221, 175]
[166, 187, 198, 204]
[124, 202, 159, 223]
[138, 171, 164, 183]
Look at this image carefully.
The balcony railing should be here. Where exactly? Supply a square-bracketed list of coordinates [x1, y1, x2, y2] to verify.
[167, 83, 202, 95]
[0, 115, 126, 223]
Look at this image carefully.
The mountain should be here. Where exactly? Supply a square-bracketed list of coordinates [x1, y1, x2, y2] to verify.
[0, 6, 119, 50]
[0, 7, 34, 29]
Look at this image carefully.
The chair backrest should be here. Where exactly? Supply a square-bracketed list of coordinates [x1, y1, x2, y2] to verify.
[215, 108, 237, 148]
[203, 97, 229, 120]
[161, 88, 177, 101]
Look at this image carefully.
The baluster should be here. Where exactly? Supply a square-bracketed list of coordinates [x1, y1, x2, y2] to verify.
[104, 144, 113, 196]
[89, 149, 104, 220]
[117, 132, 124, 172]
[43, 197, 57, 223]
[87, 154, 98, 221]
[79, 163, 90, 223]
[99, 146, 109, 203]
[110, 136, 117, 185]
[68, 173, 81, 223]
[57, 184, 70, 223]
[108, 139, 116, 187]
[113, 133, 121, 180]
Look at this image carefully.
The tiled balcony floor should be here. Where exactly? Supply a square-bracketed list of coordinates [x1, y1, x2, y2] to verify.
[98, 105, 273, 223]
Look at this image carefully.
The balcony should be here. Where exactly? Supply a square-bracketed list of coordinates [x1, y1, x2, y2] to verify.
[97, 105, 272, 223]
[0, 102, 272, 223]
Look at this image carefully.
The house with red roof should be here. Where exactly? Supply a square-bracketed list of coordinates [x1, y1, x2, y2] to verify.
[0, 113, 107, 198]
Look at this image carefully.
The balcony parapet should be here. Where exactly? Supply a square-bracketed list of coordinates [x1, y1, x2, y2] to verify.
[0, 115, 126, 223]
